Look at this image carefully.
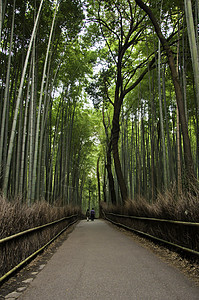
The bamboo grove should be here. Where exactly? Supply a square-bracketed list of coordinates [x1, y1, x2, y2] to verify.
[87, 0, 199, 205]
[0, 0, 199, 208]
[0, 0, 99, 206]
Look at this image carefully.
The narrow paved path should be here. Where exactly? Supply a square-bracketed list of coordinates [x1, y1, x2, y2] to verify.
[20, 220, 199, 299]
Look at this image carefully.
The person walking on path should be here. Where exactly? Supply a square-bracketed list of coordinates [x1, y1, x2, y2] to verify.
[90, 208, 95, 221]
[86, 209, 90, 221]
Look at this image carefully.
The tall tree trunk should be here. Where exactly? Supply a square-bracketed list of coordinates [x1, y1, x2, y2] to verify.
[135, 107, 141, 198]
[176, 25, 182, 194]
[31, 2, 58, 201]
[107, 141, 117, 205]
[0, 0, 2, 42]
[112, 96, 128, 202]
[0, 0, 6, 42]
[147, 53, 156, 202]
[182, 18, 188, 121]
[141, 110, 147, 197]
[27, 46, 36, 204]
[177, 107, 182, 194]
[158, 40, 167, 190]
[103, 161, 107, 203]
[193, 110, 199, 178]
[37, 60, 52, 199]
[0, 0, 15, 184]
[97, 156, 101, 207]
[47, 94, 63, 203]
[15, 96, 23, 196]
[162, 66, 174, 184]
[102, 106, 116, 205]
[129, 120, 134, 200]
[184, 0, 199, 112]
[19, 68, 31, 197]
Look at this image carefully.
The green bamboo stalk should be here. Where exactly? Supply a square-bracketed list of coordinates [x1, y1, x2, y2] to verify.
[0, 0, 2, 41]
[31, 2, 59, 201]
[0, 0, 15, 184]
[3, 0, 44, 197]
[184, 0, 199, 112]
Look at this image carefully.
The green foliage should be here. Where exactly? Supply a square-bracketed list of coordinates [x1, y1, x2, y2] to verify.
[56, 0, 84, 39]
[86, 68, 114, 108]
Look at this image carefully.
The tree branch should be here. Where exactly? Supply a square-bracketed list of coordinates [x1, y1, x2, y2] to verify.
[123, 56, 155, 96]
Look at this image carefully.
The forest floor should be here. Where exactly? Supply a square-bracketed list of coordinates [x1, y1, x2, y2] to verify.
[0, 219, 199, 299]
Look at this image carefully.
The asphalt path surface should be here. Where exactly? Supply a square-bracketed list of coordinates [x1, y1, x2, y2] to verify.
[19, 219, 199, 300]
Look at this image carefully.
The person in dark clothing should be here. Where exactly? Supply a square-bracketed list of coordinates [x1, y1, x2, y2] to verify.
[90, 208, 95, 221]
[86, 208, 90, 221]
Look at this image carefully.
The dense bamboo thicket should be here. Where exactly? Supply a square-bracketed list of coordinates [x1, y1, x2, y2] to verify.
[0, 0, 98, 207]
[0, 1, 199, 214]
[87, 0, 199, 205]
